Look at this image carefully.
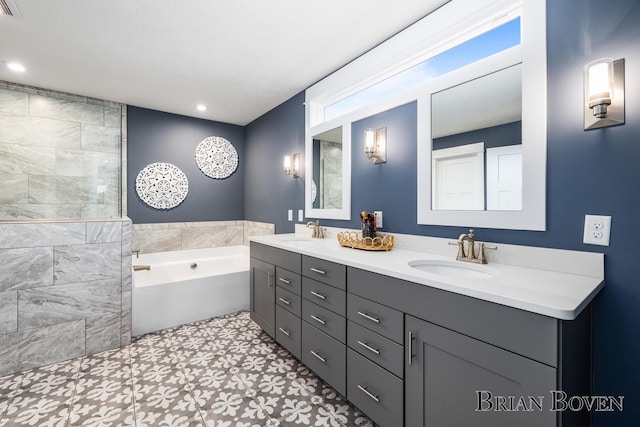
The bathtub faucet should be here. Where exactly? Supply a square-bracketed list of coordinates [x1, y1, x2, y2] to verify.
[133, 265, 151, 271]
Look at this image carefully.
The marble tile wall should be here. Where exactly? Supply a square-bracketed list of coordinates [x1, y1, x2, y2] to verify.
[132, 220, 275, 253]
[0, 218, 132, 376]
[0, 81, 125, 220]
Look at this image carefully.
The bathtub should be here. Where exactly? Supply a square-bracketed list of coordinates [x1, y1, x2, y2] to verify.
[132, 245, 250, 336]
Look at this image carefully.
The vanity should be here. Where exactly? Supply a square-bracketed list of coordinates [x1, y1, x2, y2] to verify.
[249, 230, 604, 427]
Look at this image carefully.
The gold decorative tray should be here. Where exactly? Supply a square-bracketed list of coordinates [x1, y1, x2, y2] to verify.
[337, 231, 395, 251]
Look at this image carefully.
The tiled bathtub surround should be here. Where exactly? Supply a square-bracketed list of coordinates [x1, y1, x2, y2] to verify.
[132, 220, 275, 254]
[0, 81, 125, 220]
[0, 218, 132, 377]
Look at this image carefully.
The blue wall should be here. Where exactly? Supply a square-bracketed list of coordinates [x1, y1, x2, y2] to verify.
[244, 92, 306, 233]
[127, 106, 245, 223]
[243, 0, 640, 424]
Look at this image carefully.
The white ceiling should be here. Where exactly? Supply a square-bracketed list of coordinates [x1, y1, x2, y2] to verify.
[0, 0, 447, 126]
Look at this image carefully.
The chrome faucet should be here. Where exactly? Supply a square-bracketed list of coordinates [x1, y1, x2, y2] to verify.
[448, 229, 497, 264]
[306, 220, 325, 239]
[133, 265, 151, 271]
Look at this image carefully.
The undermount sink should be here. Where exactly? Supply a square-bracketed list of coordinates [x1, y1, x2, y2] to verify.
[280, 238, 315, 247]
[408, 260, 497, 279]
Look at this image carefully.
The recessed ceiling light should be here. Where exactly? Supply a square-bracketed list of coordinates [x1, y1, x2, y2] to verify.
[7, 62, 26, 72]
[196, 104, 207, 112]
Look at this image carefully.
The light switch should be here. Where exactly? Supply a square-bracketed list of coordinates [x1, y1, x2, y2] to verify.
[298, 209, 304, 222]
[287, 209, 293, 221]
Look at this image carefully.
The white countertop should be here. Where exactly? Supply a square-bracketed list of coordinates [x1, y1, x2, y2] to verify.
[250, 229, 605, 320]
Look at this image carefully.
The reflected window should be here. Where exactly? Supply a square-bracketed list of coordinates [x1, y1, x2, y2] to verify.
[324, 18, 520, 122]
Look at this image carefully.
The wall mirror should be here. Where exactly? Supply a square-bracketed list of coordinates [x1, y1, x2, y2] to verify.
[431, 64, 522, 211]
[305, 124, 351, 219]
[418, 0, 546, 230]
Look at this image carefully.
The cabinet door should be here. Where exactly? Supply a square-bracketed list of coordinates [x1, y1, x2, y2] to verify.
[250, 257, 275, 337]
[405, 315, 556, 427]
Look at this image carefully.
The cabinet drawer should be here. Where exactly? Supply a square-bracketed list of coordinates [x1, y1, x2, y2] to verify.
[302, 321, 346, 396]
[347, 349, 403, 427]
[347, 293, 403, 344]
[276, 286, 301, 317]
[302, 299, 346, 343]
[250, 242, 301, 273]
[275, 267, 301, 295]
[347, 321, 403, 378]
[302, 277, 346, 316]
[275, 306, 301, 359]
[302, 255, 346, 290]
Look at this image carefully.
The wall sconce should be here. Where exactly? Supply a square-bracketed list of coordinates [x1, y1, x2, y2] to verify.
[364, 127, 387, 164]
[283, 153, 300, 178]
[584, 58, 625, 130]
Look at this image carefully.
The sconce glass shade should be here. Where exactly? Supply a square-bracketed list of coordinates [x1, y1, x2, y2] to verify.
[584, 58, 625, 130]
[283, 153, 300, 177]
[283, 155, 292, 174]
[585, 59, 613, 118]
[364, 127, 387, 164]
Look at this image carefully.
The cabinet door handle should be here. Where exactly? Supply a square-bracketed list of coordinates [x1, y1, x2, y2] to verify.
[278, 327, 291, 337]
[310, 315, 326, 325]
[357, 340, 380, 355]
[310, 350, 326, 363]
[310, 267, 326, 275]
[310, 291, 326, 300]
[278, 297, 291, 305]
[357, 385, 380, 403]
[357, 311, 380, 323]
[268, 272, 273, 288]
[408, 331, 415, 365]
[278, 277, 291, 284]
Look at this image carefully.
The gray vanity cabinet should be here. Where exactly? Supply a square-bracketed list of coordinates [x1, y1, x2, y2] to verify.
[249, 257, 275, 337]
[405, 315, 556, 427]
[250, 242, 593, 427]
[300, 255, 347, 396]
[250, 242, 301, 341]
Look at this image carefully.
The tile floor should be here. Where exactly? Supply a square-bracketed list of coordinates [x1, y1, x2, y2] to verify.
[0, 311, 375, 427]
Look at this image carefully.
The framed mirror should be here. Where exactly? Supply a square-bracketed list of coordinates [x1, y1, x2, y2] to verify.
[305, 124, 352, 219]
[417, 0, 546, 231]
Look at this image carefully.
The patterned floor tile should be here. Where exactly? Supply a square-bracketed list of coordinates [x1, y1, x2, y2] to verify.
[1, 359, 80, 427]
[66, 348, 135, 426]
[0, 371, 23, 419]
[1, 310, 375, 427]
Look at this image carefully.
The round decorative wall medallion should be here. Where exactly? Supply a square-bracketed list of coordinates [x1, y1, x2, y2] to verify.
[195, 136, 239, 179]
[135, 162, 189, 209]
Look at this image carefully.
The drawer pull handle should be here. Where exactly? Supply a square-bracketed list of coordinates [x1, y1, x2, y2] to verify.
[278, 327, 291, 337]
[278, 297, 291, 305]
[310, 315, 326, 325]
[357, 311, 380, 323]
[357, 385, 380, 403]
[310, 291, 326, 300]
[310, 267, 326, 275]
[357, 340, 380, 355]
[310, 350, 326, 363]
[278, 277, 291, 284]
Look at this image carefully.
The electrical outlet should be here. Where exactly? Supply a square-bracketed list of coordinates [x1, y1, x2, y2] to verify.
[287, 209, 293, 222]
[583, 215, 611, 246]
[298, 209, 304, 222]
[374, 211, 383, 229]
